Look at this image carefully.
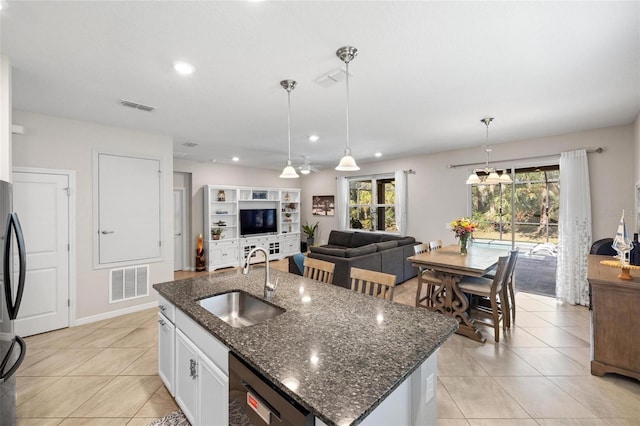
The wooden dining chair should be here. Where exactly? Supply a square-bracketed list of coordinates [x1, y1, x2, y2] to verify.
[429, 240, 442, 250]
[483, 248, 519, 328]
[303, 257, 335, 284]
[349, 267, 397, 301]
[413, 243, 443, 309]
[458, 254, 510, 342]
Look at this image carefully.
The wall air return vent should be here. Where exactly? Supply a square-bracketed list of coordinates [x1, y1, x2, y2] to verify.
[182, 142, 199, 148]
[110, 265, 149, 303]
[120, 99, 157, 112]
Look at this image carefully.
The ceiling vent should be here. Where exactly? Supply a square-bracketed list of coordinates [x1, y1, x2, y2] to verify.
[182, 142, 199, 148]
[314, 68, 351, 88]
[120, 99, 156, 112]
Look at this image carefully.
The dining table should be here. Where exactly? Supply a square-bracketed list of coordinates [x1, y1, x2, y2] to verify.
[408, 243, 508, 342]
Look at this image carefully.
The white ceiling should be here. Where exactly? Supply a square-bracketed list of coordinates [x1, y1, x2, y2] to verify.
[2, 1, 639, 172]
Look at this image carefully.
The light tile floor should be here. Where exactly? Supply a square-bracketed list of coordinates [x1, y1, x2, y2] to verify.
[15, 259, 640, 425]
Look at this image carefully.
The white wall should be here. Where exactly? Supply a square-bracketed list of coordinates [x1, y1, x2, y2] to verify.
[300, 123, 635, 246]
[12, 110, 174, 320]
[0, 56, 11, 182]
[173, 159, 301, 269]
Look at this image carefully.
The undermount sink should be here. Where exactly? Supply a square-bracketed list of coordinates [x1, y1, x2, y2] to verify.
[198, 291, 285, 328]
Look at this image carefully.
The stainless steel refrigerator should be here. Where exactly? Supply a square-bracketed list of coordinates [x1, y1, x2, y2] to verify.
[0, 179, 27, 425]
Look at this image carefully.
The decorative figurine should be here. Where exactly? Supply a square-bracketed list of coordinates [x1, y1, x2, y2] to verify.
[195, 233, 206, 271]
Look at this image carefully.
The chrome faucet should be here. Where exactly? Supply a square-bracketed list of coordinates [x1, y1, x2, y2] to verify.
[242, 247, 278, 301]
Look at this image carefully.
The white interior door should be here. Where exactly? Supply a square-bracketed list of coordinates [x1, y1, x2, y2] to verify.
[12, 171, 70, 336]
[173, 188, 185, 271]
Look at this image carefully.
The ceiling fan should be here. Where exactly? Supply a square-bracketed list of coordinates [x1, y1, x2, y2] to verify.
[296, 156, 319, 175]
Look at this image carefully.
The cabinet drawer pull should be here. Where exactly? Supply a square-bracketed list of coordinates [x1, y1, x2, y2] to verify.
[159, 305, 166, 312]
[158, 319, 166, 326]
[189, 359, 198, 379]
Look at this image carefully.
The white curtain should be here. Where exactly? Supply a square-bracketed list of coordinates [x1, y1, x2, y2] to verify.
[556, 149, 592, 306]
[395, 170, 407, 235]
[336, 176, 349, 230]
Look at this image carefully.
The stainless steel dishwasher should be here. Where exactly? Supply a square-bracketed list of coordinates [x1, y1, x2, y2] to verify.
[229, 353, 313, 426]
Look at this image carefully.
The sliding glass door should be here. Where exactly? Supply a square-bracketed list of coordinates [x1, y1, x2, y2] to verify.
[471, 165, 559, 244]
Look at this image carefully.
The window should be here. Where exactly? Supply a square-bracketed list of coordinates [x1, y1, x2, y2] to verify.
[348, 174, 397, 232]
[471, 165, 559, 243]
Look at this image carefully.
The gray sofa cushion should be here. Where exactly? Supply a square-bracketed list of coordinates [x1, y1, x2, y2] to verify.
[351, 232, 383, 247]
[375, 240, 399, 251]
[396, 236, 416, 246]
[309, 246, 346, 257]
[345, 243, 377, 258]
[379, 234, 402, 242]
[328, 231, 354, 247]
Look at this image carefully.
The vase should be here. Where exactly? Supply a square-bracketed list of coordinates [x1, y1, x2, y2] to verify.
[459, 234, 469, 255]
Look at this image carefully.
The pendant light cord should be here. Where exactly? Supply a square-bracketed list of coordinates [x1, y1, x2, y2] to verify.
[345, 60, 350, 154]
[287, 88, 292, 162]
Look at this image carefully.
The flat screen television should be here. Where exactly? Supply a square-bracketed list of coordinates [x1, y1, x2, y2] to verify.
[240, 208, 277, 236]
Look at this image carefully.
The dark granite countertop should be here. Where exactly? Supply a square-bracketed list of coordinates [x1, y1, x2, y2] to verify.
[153, 268, 458, 426]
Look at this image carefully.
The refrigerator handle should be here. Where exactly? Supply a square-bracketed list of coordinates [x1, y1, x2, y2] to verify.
[0, 336, 26, 384]
[3, 212, 26, 320]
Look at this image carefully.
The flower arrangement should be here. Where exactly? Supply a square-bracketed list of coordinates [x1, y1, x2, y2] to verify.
[450, 217, 477, 238]
[450, 217, 476, 254]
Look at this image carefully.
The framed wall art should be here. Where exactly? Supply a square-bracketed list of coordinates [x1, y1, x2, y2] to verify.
[312, 195, 335, 216]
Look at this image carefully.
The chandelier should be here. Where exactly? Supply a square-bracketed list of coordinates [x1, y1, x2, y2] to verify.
[465, 118, 512, 185]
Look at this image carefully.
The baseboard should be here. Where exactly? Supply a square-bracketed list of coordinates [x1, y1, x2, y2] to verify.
[72, 301, 158, 327]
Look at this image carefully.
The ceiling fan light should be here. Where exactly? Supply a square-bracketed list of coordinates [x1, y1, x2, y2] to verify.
[280, 161, 299, 178]
[300, 165, 311, 175]
[466, 172, 481, 185]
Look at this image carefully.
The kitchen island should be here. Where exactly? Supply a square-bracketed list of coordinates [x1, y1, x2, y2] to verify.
[154, 268, 457, 426]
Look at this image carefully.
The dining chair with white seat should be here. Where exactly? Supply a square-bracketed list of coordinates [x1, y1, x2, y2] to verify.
[458, 254, 511, 342]
[413, 243, 443, 309]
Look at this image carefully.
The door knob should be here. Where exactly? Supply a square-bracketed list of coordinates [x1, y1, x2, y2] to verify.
[175, 233, 182, 237]
[101, 230, 114, 235]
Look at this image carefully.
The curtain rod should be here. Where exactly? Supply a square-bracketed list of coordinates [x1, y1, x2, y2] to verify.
[447, 147, 604, 169]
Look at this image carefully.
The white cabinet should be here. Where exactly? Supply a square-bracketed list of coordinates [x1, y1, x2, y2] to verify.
[203, 185, 301, 271]
[197, 351, 229, 426]
[157, 312, 175, 396]
[208, 240, 239, 270]
[175, 329, 198, 424]
[157, 295, 176, 396]
[169, 309, 229, 426]
[281, 190, 300, 235]
[175, 329, 229, 426]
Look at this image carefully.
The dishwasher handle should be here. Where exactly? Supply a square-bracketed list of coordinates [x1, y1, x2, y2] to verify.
[242, 380, 282, 424]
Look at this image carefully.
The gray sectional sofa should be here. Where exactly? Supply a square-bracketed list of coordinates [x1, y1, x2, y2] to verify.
[290, 230, 421, 289]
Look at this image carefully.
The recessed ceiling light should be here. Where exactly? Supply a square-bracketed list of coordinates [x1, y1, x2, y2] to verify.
[309, 134, 320, 142]
[232, 156, 240, 162]
[174, 61, 195, 75]
[374, 152, 382, 157]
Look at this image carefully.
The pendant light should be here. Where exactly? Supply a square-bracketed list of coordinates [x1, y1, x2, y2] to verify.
[279, 79, 299, 179]
[335, 46, 360, 171]
[465, 118, 512, 185]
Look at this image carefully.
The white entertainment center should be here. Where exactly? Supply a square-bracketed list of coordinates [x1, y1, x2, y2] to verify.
[203, 185, 301, 271]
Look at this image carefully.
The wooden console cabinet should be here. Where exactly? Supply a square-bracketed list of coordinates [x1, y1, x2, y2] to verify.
[587, 255, 640, 381]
